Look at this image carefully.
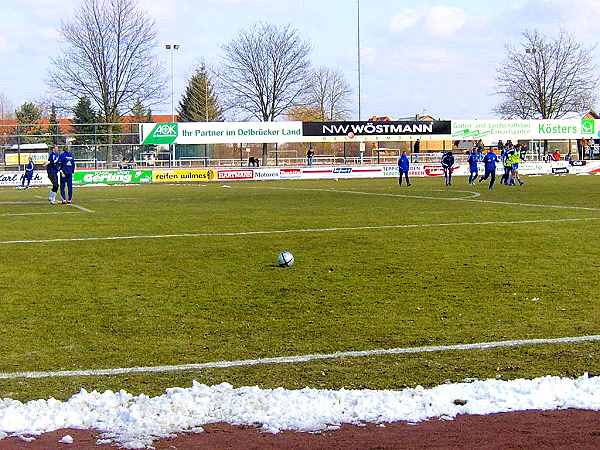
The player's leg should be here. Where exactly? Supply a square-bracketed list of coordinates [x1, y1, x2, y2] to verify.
[489, 170, 496, 189]
[405, 171, 411, 186]
[48, 173, 54, 202]
[60, 174, 67, 203]
[515, 168, 524, 185]
[67, 174, 73, 203]
[52, 174, 59, 203]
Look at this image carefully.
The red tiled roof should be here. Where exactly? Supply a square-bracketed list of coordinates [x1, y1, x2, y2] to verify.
[0, 114, 178, 128]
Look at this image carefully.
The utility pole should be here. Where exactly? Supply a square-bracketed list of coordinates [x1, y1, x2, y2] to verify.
[357, 0, 361, 121]
[165, 44, 180, 166]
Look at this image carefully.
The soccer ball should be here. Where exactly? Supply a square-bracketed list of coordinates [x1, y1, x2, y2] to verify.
[277, 251, 294, 267]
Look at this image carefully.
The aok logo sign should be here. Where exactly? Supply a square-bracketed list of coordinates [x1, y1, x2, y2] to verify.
[582, 118, 595, 135]
[143, 123, 179, 144]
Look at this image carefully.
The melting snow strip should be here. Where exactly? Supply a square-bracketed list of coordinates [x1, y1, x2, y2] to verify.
[1, 334, 600, 380]
[1, 375, 600, 449]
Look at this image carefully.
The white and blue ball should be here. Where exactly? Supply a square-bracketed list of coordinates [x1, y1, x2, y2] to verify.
[277, 251, 294, 267]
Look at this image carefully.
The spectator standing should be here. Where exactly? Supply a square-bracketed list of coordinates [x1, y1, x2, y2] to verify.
[413, 139, 420, 162]
[306, 148, 315, 166]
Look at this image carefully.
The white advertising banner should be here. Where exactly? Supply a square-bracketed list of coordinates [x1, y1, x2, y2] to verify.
[452, 118, 600, 142]
[218, 162, 597, 182]
[142, 122, 305, 145]
[0, 171, 51, 186]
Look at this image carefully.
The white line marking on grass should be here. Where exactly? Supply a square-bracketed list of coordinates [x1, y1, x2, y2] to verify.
[0, 212, 78, 217]
[89, 197, 135, 202]
[0, 217, 597, 245]
[259, 186, 600, 212]
[0, 201, 47, 205]
[71, 204, 94, 213]
[433, 189, 481, 198]
[1, 334, 599, 380]
[253, 186, 482, 202]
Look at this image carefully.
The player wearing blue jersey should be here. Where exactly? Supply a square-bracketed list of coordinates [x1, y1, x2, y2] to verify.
[397, 151, 411, 186]
[467, 149, 479, 185]
[45, 146, 60, 204]
[21, 157, 34, 189]
[441, 151, 454, 186]
[58, 149, 76, 204]
[479, 149, 498, 189]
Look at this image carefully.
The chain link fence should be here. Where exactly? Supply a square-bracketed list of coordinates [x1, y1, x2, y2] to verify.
[1, 122, 582, 170]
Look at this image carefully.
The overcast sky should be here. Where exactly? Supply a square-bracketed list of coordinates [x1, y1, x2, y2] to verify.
[1, 0, 599, 120]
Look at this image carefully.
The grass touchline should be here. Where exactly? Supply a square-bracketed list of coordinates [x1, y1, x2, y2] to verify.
[0, 217, 598, 245]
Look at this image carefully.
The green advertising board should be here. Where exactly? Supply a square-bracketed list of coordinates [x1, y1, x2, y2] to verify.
[73, 170, 153, 185]
[142, 123, 178, 145]
[582, 118, 595, 135]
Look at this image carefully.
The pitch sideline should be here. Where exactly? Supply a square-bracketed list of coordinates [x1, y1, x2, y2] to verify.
[0, 217, 598, 245]
[1, 334, 599, 380]
[255, 186, 600, 212]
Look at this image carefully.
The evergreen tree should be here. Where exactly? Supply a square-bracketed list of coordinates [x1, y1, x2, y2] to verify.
[178, 65, 223, 122]
[48, 103, 60, 145]
[131, 98, 152, 122]
[72, 96, 96, 146]
[15, 102, 42, 144]
[127, 98, 152, 146]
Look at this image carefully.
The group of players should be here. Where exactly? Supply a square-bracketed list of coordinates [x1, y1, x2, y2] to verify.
[397, 142, 526, 189]
[19, 145, 76, 204]
[45, 145, 76, 204]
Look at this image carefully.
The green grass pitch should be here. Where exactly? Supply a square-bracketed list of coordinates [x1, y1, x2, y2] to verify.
[0, 176, 599, 400]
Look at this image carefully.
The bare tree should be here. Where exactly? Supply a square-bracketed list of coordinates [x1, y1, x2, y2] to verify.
[0, 93, 14, 120]
[48, 0, 166, 164]
[307, 67, 352, 121]
[495, 30, 599, 119]
[219, 23, 311, 163]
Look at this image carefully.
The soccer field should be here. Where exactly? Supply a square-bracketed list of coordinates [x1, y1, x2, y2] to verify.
[1, 176, 599, 401]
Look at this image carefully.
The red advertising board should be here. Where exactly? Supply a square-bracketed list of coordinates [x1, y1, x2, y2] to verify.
[217, 169, 254, 180]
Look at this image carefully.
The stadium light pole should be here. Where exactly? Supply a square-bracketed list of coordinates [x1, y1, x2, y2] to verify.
[165, 44, 180, 166]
